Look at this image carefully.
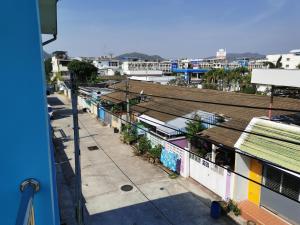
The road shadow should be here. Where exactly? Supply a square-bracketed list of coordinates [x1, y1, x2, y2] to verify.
[54, 134, 238, 225]
[84, 192, 239, 225]
[53, 108, 73, 120]
[48, 96, 65, 106]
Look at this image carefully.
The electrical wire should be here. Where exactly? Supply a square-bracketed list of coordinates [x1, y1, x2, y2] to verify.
[101, 95, 300, 176]
[78, 117, 175, 225]
[108, 86, 300, 113]
[102, 94, 300, 146]
[98, 106, 300, 204]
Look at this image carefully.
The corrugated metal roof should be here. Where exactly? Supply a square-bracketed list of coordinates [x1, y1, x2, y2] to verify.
[111, 80, 300, 148]
[235, 118, 300, 173]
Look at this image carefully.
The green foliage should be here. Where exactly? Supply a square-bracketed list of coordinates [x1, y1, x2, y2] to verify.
[168, 173, 179, 179]
[197, 148, 209, 157]
[111, 104, 121, 113]
[129, 98, 140, 106]
[114, 71, 121, 76]
[167, 77, 188, 86]
[122, 124, 137, 144]
[67, 60, 98, 83]
[149, 144, 162, 158]
[44, 58, 52, 82]
[203, 68, 252, 92]
[185, 114, 205, 141]
[227, 200, 241, 216]
[240, 85, 256, 94]
[137, 136, 152, 154]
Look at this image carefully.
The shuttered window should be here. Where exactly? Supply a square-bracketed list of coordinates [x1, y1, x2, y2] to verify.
[264, 165, 300, 202]
[282, 173, 300, 201]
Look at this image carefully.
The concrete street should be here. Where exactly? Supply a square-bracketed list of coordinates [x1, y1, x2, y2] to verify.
[50, 94, 239, 225]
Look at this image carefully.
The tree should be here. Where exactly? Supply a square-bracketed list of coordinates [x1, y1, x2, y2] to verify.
[44, 58, 52, 82]
[185, 114, 205, 141]
[137, 136, 151, 154]
[67, 60, 98, 83]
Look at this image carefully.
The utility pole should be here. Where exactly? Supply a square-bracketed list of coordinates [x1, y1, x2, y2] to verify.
[126, 76, 130, 124]
[70, 72, 84, 225]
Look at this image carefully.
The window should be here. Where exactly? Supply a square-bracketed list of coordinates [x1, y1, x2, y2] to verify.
[282, 173, 300, 201]
[264, 166, 281, 192]
[264, 165, 300, 202]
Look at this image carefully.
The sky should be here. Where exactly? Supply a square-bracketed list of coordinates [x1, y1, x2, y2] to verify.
[44, 0, 300, 59]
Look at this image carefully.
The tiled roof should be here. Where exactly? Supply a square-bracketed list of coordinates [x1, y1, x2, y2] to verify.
[110, 80, 300, 148]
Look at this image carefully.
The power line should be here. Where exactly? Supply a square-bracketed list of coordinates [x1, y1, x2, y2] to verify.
[98, 106, 300, 205]
[101, 95, 300, 176]
[109, 86, 300, 113]
[131, 113, 300, 176]
[102, 95, 300, 146]
[78, 117, 175, 225]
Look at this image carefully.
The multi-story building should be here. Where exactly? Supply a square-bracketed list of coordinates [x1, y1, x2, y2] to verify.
[267, 49, 300, 69]
[121, 61, 164, 76]
[92, 58, 120, 76]
[51, 51, 71, 80]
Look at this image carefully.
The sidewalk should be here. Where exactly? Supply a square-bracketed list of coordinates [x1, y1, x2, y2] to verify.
[51, 93, 241, 225]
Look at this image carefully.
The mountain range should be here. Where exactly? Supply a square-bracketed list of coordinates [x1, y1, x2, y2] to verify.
[222, 52, 265, 62]
[115, 52, 165, 61]
[115, 52, 265, 62]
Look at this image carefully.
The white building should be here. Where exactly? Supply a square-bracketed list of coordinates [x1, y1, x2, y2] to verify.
[121, 61, 166, 76]
[51, 51, 71, 80]
[267, 49, 300, 69]
[92, 58, 120, 76]
[216, 48, 227, 60]
[129, 75, 175, 85]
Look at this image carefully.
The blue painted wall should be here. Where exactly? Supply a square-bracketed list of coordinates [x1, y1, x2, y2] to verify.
[99, 107, 105, 121]
[160, 148, 180, 172]
[0, 0, 59, 224]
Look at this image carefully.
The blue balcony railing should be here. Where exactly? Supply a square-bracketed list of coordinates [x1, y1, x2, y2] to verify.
[15, 179, 40, 225]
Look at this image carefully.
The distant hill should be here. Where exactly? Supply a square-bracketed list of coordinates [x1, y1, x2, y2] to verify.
[115, 52, 165, 61]
[206, 52, 265, 62]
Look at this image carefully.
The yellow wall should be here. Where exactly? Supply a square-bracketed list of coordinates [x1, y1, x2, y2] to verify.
[248, 159, 262, 205]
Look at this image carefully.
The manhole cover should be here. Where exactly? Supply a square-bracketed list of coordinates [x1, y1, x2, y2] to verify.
[87, 146, 99, 151]
[121, 184, 133, 192]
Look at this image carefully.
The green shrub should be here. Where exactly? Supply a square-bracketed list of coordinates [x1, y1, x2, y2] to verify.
[137, 136, 151, 154]
[122, 124, 137, 144]
[240, 85, 256, 94]
[149, 144, 162, 158]
[227, 200, 241, 216]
